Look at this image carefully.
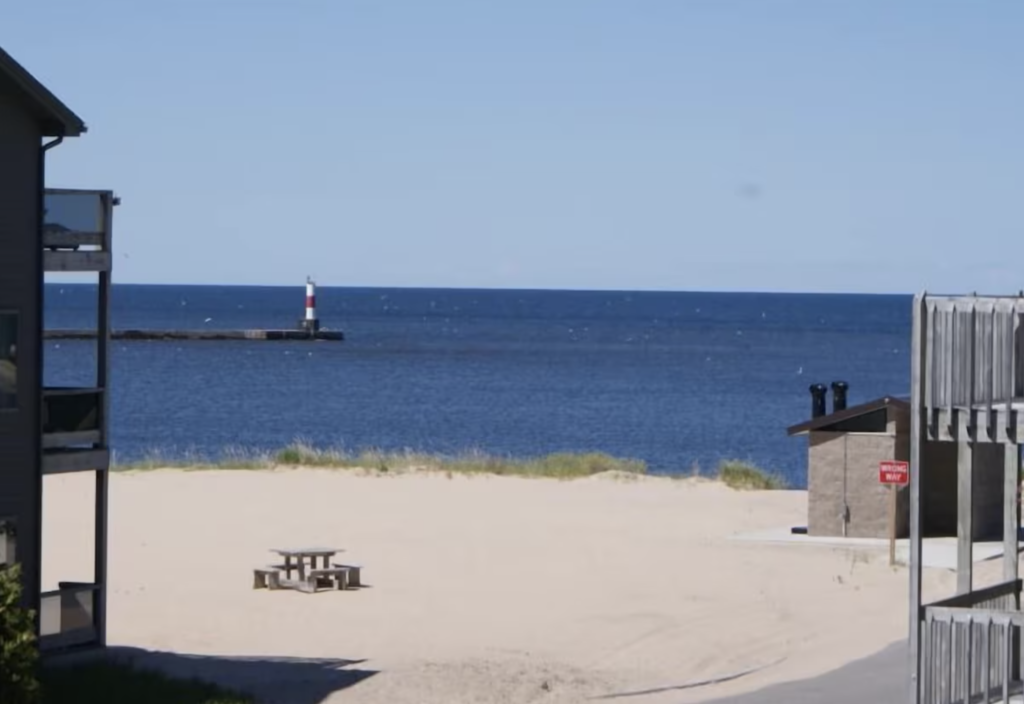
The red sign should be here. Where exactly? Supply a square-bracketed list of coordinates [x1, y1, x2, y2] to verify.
[879, 460, 909, 486]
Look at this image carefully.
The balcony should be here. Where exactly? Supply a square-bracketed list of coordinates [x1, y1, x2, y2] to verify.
[42, 189, 114, 273]
[42, 388, 108, 474]
[38, 582, 100, 653]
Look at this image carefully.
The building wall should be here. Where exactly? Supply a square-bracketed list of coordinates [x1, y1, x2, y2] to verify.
[0, 86, 43, 609]
[905, 440, 1003, 540]
[808, 431, 904, 538]
[886, 404, 1003, 539]
[807, 409, 1006, 540]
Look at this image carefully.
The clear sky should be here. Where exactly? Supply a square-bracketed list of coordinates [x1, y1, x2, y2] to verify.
[6, 1, 1022, 293]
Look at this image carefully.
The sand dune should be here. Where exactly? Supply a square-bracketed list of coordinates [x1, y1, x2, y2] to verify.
[41, 469, 977, 703]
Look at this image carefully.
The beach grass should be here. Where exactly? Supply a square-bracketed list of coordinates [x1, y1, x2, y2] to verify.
[40, 660, 253, 704]
[716, 459, 787, 490]
[112, 443, 649, 480]
[113, 445, 789, 487]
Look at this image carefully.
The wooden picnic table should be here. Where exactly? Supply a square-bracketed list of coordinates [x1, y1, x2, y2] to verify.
[270, 548, 342, 581]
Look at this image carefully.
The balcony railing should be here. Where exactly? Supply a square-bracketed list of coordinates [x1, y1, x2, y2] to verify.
[923, 297, 1024, 411]
[919, 296, 1024, 443]
[41, 388, 108, 473]
[42, 189, 114, 273]
[921, 580, 1023, 703]
[38, 582, 100, 652]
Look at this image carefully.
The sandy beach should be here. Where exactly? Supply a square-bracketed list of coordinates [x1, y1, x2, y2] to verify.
[40, 468, 984, 703]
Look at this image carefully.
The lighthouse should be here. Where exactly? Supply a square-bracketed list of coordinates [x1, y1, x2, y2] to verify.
[299, 276, 321, 334]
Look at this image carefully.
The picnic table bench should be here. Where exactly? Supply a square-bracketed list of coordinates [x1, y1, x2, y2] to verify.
[252, 547, 363, 594]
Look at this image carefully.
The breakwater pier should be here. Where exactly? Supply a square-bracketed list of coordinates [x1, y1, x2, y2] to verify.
[45, 277, 344, 342]
[44, 328, 344, 341]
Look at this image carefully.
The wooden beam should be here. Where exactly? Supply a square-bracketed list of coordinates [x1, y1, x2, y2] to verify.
[43, 251, 111, 273]
[909, 292, 927, 704]
[957, 441, 974, 595]
[94, 193, 112, 648]
[1005, 444, 1019, 584]
[42, 231, 103, 248]
[41, 449, 109, 475]
[1005, 443, 1022, 681]
[41, 430, 100, 450]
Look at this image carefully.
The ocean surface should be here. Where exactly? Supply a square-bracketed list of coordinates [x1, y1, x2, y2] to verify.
[43, 285, 912, 488]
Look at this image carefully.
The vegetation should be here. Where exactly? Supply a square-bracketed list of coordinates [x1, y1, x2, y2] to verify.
[113, 443, 649, 479]
[113, 444, 792, 488]
[39, 661, 253, 704]
[716, 459, 787, 490]
[0, 563, 40, 704]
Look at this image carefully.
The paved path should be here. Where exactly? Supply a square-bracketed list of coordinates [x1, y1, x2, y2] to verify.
[701, 641, 907, 704]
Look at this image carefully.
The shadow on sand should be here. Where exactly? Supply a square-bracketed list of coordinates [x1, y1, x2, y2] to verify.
[695, 640, 906, 704]
[102, 646, 378, 703]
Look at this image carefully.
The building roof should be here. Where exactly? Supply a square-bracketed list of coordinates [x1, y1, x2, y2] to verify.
[786, 395, 909, 436]
[0, 46, 85, 137]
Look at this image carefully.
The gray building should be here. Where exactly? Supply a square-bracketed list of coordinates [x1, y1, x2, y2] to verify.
[0, 45, 114, 654]
[788, 386, 1003, 541]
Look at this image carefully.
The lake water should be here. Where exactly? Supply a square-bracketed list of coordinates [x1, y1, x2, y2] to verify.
[43, 284, 911, 488]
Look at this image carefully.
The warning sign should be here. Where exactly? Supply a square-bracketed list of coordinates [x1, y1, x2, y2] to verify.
[879, 460, 909, 486]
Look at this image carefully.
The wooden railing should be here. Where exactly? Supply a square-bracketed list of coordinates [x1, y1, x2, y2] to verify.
[922, 296, 1024, 412]
[42, 189, 114, 273]
[922, 580, 1023, 703]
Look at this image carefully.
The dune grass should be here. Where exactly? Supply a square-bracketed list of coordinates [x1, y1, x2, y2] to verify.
[40, 660, 253, 704]
[113, 444, 789, 487]
[112, 443, 649, 480]
[716, 459, 787, 490]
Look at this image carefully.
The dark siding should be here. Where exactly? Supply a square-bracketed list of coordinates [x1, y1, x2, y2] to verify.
[0, 87, 42, 611]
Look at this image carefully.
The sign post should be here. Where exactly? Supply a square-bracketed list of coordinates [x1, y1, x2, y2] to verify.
[879, 460, 910, 566]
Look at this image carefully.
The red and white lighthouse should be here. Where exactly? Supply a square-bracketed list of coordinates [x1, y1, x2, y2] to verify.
[300, 276, 320, 333]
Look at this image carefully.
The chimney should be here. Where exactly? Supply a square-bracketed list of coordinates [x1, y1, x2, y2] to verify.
[831, 381, 849, 413]
[809, 383, 827, 419]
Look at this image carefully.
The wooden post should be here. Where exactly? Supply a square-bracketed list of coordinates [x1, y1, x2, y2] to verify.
[1004, 443, 1019, 585]
[1005, 442, 1021, 682]
[957, 440, 974, 595]
[93, 191, 113, 648]
[889, 484, 897, 566]
[908, 292, 927, 704]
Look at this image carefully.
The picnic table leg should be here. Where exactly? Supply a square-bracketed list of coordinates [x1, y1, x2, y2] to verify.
[284, 555, 293, 579]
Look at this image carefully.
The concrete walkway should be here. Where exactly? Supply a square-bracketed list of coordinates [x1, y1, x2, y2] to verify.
[731, 527, 1018, 570]
[700, 641, 906, 704]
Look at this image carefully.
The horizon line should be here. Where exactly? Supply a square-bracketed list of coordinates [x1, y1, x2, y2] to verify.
[44, 281, 919, 296]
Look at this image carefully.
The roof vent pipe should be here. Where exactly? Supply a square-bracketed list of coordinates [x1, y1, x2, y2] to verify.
[809, 383, 827, 419]
[831, 381, 849, 413]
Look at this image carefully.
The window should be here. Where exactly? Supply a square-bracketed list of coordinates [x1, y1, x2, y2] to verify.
[0, 312, 17, 410]
[0, 519, 15, 566]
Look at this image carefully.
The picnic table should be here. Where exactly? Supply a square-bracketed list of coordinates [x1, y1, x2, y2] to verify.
[253, 547, 362, 594]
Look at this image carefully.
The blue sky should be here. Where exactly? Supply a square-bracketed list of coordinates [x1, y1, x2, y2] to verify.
[6, 1, 1022, 293]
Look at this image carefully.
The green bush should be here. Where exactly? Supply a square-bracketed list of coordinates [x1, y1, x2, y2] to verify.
[0, 563, 40, 704]
[716, 459, 787, 490]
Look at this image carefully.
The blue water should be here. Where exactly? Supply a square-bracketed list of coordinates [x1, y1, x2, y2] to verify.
[43, 284, 912, 487]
